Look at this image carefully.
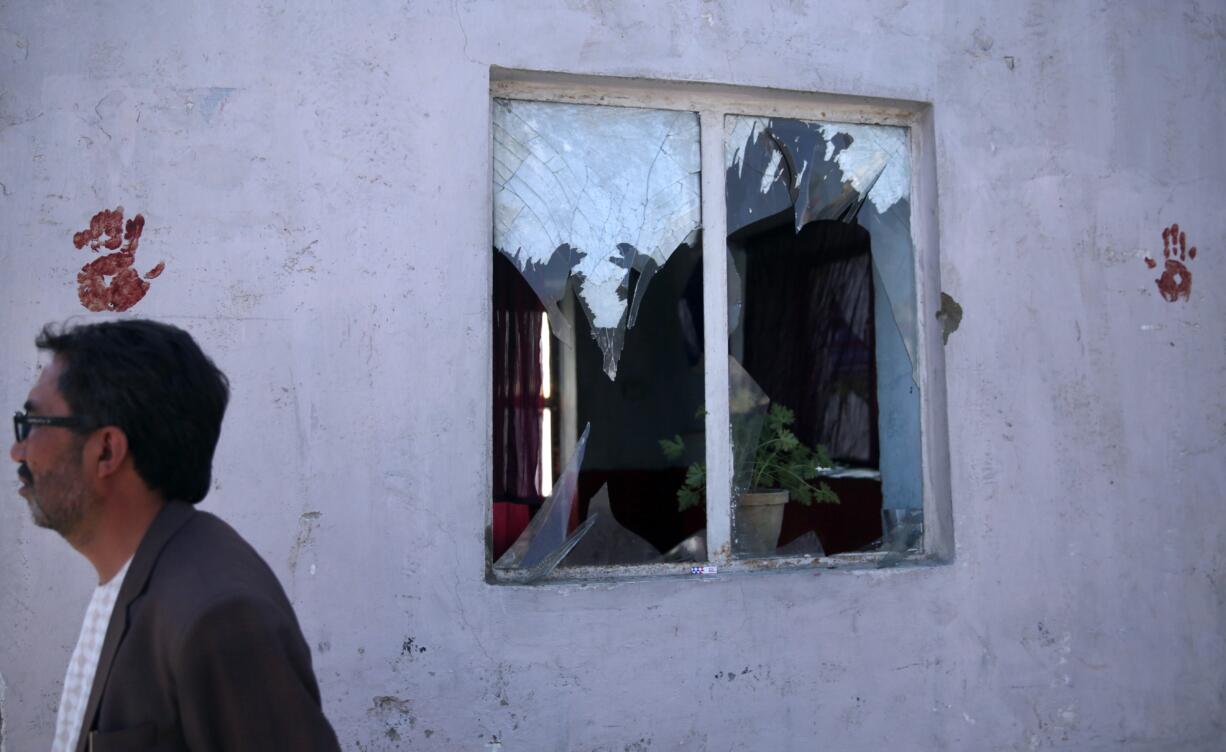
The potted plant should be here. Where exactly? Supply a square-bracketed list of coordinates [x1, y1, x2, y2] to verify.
[660, 404, 839, 555]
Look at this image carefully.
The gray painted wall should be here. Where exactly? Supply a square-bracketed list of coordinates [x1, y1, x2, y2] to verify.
[2, 1, 1223, 750]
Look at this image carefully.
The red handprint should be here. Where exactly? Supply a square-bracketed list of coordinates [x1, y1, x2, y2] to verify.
[72, 207, 165, 312]
[1143, 224, 1197, 303]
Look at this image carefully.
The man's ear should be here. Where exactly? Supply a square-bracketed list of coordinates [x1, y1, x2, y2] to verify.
[88, 426, 131, 481]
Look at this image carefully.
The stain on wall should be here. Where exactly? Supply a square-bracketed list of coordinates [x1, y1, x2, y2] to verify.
[71, 207, 165, 311]
[287, 510, 321, 579]
[400, 637, 427, 658]
[1145, 223, 1197, 302]
[936, 292, 963, 344]
[367, 695, 415, 744]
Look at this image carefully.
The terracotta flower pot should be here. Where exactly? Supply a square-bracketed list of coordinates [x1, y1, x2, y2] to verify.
[735, 489, 789, 556]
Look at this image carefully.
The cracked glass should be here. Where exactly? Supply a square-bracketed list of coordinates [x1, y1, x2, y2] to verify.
[492, 99, 707, 569]
[725, 115, 923, 559]
[494, 99, 701, 380]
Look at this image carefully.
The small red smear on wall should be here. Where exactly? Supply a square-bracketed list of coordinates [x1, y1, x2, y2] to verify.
[1148, 223, 1196, 303]
[71, 207, 165, 312]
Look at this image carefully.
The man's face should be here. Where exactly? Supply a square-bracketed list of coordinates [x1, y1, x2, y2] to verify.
[10, 358, 94, 537]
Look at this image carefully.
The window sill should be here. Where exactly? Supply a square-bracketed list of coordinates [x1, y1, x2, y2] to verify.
[488, 549, 943, 586]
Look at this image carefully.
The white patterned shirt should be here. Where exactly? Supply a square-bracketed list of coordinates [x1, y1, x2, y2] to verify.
[51, 558, 132, 752]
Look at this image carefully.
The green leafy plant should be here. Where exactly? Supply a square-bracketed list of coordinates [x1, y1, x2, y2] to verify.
[659, 404, 840, 511]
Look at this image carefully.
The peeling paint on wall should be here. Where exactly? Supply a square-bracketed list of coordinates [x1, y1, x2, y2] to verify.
[71, 207, 165, 311]
[287, 510, 321, 579]
[176, 86, 237, 124]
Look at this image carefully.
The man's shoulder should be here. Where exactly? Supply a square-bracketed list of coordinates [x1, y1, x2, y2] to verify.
[100, 505, 337, 750]
[163, 507, 258, 559]
[137, 507, 295, 626]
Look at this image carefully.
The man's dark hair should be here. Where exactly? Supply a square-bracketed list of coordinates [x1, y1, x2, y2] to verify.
[36, 319, 230, 504]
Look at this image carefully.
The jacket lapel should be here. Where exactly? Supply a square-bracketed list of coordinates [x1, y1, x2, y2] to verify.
[74, 501, 196, 752]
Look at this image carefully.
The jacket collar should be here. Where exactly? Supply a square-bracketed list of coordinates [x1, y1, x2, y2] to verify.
[75, 500, 196, 752]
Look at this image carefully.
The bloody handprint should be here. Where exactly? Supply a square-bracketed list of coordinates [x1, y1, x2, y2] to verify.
[1144, 224, 1197, 303]
[72, 207, 165, 312]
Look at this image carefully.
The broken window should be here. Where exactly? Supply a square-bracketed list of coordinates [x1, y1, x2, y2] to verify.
[490, 86, 932, 580]
[492, 99, 706, 577]
[725, 116, 921, 559]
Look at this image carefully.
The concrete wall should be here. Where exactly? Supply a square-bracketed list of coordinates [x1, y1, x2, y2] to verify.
[2, 1, 1224, 749]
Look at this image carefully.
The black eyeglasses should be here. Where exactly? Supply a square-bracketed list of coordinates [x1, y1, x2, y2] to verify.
[12, 411, 87, 443]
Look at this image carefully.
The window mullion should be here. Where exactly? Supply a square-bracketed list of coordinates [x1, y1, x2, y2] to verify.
[699, 109, 732, 565]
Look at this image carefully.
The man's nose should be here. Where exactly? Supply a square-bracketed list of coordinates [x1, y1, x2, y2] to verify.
[10, 436, 25, 464]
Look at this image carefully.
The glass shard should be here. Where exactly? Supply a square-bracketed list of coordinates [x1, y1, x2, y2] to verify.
[881, 508, 923, 552]
[862, 199, 920, 384]
[521, 516, 599, 582]
[496, 424, 592, 573]
[494, 99, 701, 380]
[776, 530, 825, 558]
[817, 123, 910, 215]
[725, 117, 909, 230]
[728, 355, 771, 496]
[662, 529, 706, 563]
[562, 484, 663, 566]
[873, 262, 923, 511]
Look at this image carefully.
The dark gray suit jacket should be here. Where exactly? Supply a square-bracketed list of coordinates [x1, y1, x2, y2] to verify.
[76, 501, 340, 752]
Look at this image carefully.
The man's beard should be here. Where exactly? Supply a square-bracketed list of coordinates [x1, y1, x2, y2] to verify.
[20, 456, 93, 538]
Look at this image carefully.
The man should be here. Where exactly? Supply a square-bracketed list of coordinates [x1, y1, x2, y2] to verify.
[10, 319, 340, 751]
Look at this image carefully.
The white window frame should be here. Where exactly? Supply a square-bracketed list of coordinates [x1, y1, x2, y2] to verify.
[488, 68, 953, 582]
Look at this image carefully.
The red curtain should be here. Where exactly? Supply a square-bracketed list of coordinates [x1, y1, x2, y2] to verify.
[492, 252, 545, 559]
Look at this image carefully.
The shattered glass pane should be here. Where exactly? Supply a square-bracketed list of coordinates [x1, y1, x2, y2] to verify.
[562, 484, 663, 566]
[728, 355, 770, 497]
[725, 114, 922, 558]
[495, 425, 593, 575]
[494, 99, 701, 380]
[776, 530, 825, 558]
[725, 117, 919, 382]
[552, 232, 708, 567]
[881, 508, 924, 552]
[874, 508, 925, 568]
[661, 528, 706, 563]
[491, 99, 706, 572]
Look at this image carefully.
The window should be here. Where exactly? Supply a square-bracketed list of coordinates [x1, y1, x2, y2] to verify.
[489, 73, 949, 582]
